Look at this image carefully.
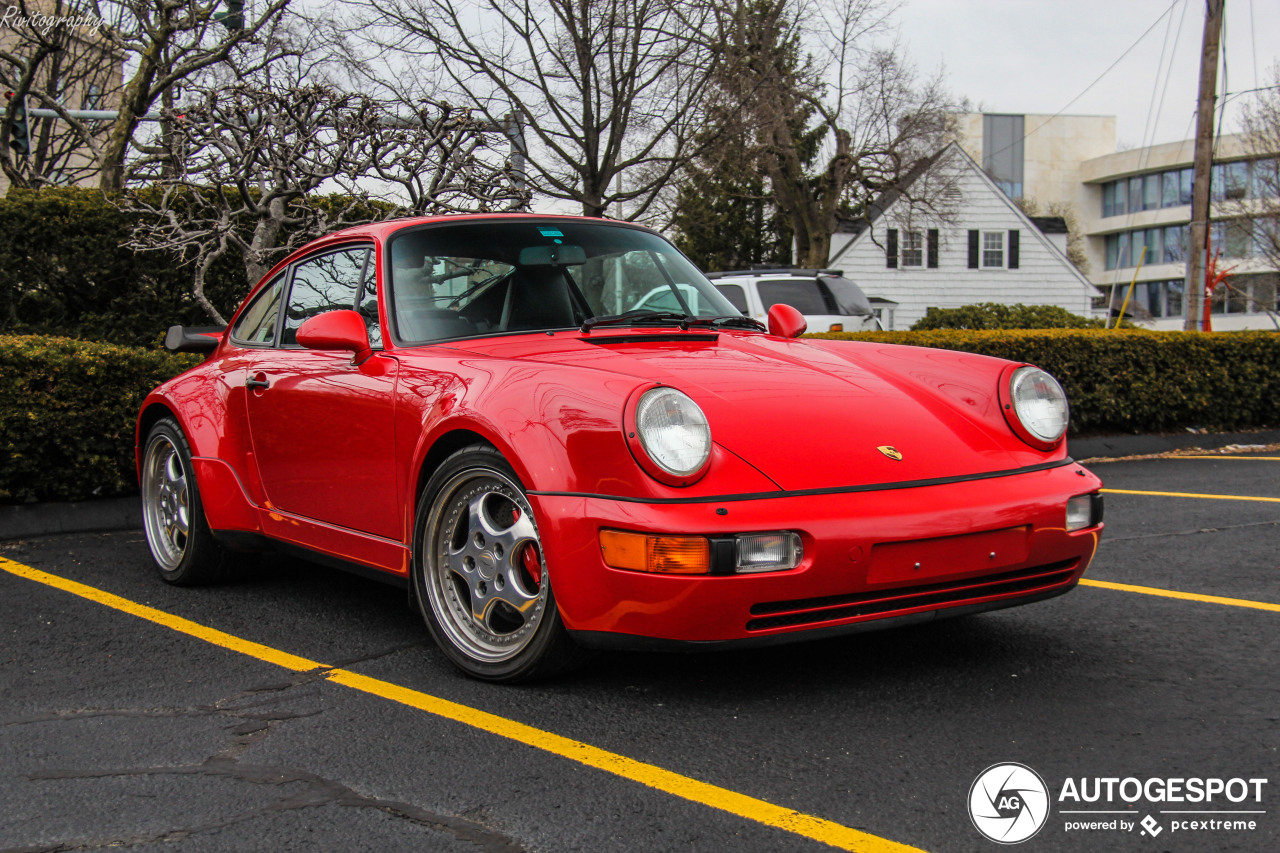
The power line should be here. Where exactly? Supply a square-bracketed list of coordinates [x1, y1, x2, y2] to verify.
[984, 0, 1183, 163]
[1248, 0, 1258, 89]
[1105, 0, 1189, 304]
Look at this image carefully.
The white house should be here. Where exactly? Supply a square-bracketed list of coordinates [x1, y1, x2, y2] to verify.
[828, 143, 1101, 330]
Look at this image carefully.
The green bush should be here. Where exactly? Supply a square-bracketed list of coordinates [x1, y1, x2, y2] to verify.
[0, 334, 197, 504]
[911, 302, 1107, 330]
[5, 329, 1279, 505]
[809, 329, 1280, 435]
[0, 188, 248, 347]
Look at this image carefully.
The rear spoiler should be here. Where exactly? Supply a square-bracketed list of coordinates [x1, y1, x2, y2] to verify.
[164, 325, 225, 354]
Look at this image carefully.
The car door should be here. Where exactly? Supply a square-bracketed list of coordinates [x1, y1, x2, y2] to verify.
[244, 243, 402, 540]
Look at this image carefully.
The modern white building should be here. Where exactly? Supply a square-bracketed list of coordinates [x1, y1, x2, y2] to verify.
[954, 112, 1279, 331]
[828, 143, 1100, 330]
[1080, 136, 1278, 330]
[955, 112, 1116, 214]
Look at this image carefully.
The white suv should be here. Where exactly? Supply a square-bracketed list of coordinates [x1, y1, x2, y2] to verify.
[703, 269, 880, 333]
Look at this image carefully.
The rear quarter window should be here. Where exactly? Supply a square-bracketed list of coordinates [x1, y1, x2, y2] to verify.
[230, 275, 286, 345]
[714, 284, 749, 313]
[757, 279, 837, 314]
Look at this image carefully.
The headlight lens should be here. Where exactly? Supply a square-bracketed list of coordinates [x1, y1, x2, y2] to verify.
[634, 387, 711, 478]
[1009, 366, 1069, 444]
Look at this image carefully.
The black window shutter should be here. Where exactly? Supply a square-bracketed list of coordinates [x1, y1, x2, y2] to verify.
[967, 230, 979, 269]
[886, 229, 898, 268]
[1008, 230, 1020, 269]
[927, 229, 939, 268]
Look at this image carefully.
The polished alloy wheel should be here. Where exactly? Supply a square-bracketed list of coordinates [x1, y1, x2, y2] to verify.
[423, 468, 548, 664]
[142, 433, 190, 571]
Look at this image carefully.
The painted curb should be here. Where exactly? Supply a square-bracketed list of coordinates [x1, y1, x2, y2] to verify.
[0, 497, 142, 540]
[1070, 428, 1280, 461]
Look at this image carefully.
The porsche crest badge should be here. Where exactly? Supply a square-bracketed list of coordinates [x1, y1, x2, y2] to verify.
[877, 445, 903, 461]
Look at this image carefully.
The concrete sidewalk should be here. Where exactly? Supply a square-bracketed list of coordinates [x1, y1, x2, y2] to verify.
[4, 428, 1279, 540]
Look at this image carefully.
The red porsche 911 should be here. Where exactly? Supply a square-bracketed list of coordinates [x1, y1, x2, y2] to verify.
[138, 214, 1103, 682]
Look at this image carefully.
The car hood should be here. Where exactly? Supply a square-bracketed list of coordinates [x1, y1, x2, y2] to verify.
[437, 331, 1045, 492]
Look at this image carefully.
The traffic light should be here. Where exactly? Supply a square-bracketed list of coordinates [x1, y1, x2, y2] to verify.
[4, 92, 30, 157]
[213, 0, 244, 31]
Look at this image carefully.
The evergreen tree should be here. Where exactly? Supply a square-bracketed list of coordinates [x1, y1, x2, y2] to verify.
[670, 0, 813, 271]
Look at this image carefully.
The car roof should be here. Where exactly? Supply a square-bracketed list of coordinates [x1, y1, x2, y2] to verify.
[705, 268, 845, 280]
[324, 212, 655, 243]
[253, 213, 661, 294]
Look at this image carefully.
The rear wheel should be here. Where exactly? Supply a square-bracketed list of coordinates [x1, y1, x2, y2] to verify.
[140, 418, 235, 585]
[413, 446, 586, 682]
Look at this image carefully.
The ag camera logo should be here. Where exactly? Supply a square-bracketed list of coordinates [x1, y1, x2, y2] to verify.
[969, 763, 1050, 844]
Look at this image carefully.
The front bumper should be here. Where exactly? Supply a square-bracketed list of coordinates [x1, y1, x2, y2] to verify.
[531, 462, 1102, 648]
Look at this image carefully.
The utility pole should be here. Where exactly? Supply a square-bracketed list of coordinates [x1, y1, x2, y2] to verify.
[1184, 0, 1224, 331]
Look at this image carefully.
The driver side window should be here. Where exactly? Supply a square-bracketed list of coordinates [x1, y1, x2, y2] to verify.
[282, 246, 369, 346]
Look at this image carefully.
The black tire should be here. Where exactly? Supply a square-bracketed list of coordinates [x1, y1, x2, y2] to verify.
[140, 417, 236, 585]
[413, 445, 589, 682]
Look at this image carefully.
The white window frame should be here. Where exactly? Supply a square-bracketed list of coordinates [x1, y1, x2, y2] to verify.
[982, 231, 1004, 269]
[901, 230, 924, 267]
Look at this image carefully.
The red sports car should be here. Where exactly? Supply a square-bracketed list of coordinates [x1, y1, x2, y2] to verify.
[138, 214, 1104, 681]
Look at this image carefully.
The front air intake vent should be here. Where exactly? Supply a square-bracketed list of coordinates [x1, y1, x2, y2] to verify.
[746, 560, 1077, 632]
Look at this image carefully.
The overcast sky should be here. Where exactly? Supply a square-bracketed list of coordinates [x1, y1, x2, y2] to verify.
[896, 0, 1278, 150]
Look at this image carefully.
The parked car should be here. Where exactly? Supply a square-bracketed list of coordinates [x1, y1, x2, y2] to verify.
[139, 214, 1103, 682]
[705, 268, 880, 332]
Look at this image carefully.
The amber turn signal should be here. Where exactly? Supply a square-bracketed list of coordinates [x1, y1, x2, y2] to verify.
[599, 530, 711, 574]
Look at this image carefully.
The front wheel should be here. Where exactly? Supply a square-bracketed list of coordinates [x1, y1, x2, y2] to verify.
[413, 446, 586, 682]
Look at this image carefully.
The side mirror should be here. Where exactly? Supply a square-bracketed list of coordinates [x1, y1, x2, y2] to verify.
[296, 309, 372, 362]
[767, 303, 807, 338]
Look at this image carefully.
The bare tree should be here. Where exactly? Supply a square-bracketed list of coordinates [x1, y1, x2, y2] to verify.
[1013, 196, 1090, 274]
[357, 0, 721, 219]
[1237, 66, 1280, 276]
[84, 0, 293, 191]
[722, 0, 956, 266]
[0, 0, 124, 189]
[122, 82, 527, 323]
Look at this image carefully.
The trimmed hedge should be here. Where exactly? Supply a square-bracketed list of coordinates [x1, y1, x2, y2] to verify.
[4, 329, 1278, 504]
[810, 329, 1280, 435]
[0, 188, 249, 346]
[910, 302, 1108, 330]
[1, 335, 197, 504]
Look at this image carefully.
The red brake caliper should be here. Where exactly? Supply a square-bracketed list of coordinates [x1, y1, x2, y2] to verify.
[510, 507, 542, 587]
[521, 545, 542, 587]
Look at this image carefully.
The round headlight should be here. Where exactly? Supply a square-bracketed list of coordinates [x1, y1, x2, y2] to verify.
[634, 387, 711, 479]
[1009, 366, 1069, 444]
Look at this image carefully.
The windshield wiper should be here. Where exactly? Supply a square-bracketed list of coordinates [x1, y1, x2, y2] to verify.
[580, 310, 691, 332]
[688, 315, 768, 331]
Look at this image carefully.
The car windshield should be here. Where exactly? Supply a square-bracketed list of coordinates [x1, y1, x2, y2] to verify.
[387, 219, 744, 343]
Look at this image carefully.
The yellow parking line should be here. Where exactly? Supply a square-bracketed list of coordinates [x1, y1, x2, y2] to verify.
[1101, 488, 1280, 503]
[0, 557, 923, 853]
[1080, 579, 1280, 613]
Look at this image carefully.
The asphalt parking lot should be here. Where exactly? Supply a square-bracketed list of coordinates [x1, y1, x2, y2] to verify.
[1, 450, 1277, 852]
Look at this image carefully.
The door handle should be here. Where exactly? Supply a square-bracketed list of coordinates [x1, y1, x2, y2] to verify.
[245, 374, 270, 390]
